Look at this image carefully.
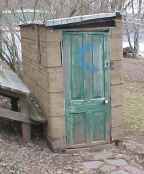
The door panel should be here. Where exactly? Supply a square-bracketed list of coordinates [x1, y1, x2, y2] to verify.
[92, 36, 105, 98]
[89, 111, 106, 141]
[69, 112, 87, 144]
[71, 34, 84, 99]
[63, 31, 110, 145]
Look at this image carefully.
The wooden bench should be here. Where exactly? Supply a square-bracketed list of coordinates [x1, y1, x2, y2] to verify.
[0, 99, 46, 142]
[0, 69, 46, 142]
[20, 98, 46, 142]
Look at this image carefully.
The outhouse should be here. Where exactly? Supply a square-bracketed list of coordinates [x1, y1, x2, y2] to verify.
[20, 12, 123, 151]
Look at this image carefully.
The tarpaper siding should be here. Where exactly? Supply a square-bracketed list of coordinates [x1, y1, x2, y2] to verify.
[21, 26, 65, 150]
[20, 17, 123, 150]
[110, 19, 123, 138]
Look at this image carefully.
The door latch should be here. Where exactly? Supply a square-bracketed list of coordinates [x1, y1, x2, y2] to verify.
[103, 99, 109, 104]
[104, 100, 109, 104]
[104, 60, 110, 68]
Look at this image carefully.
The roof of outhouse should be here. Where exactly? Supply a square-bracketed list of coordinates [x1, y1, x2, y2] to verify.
[20, 12, 119, 29]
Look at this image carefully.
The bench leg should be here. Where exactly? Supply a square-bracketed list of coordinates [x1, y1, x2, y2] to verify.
[22, 123, 31, 143]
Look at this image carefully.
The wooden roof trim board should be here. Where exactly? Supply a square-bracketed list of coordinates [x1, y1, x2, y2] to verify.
[20, 12, 119, 29]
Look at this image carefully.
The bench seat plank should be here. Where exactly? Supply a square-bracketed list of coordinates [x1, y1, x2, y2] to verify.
[0, 69, 30, 97]
[0, 107, 31, 124]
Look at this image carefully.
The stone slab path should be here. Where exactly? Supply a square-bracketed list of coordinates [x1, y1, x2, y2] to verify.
[81, 150, 144, 174]
[59, 140, 144, 174]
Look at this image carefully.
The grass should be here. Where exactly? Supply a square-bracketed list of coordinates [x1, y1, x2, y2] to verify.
[124, 90, 144, 133]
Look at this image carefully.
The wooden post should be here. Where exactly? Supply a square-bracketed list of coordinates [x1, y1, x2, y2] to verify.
[19, 98, 31, 143]
[22, 123, 31, 143]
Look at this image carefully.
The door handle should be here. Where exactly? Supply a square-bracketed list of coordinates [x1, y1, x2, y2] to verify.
[103, 99, 109, 104]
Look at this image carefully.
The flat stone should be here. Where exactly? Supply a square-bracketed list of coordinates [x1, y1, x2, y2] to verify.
[105, 159, 128, 167]
[56, 169, 63, 174]
[100, 165, 116, 173]
[93, 151, 114, 161]
[80, 152, 94, 161]
[83, 161, 104, 171]
[111, 170, 129, 174]
[124, 166, 144, 174]
[116, 154, 129, 161]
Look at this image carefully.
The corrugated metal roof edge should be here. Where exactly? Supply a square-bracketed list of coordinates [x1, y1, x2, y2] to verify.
[19, 12, 118, 28]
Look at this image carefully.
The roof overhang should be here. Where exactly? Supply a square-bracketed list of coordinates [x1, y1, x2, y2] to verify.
[20, 12, 120, 29]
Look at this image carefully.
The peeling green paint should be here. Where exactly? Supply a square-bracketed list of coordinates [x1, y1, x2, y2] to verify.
[63, 31, 111, 145]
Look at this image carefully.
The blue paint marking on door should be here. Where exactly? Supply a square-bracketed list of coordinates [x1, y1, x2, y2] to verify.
[77, 43, 100, 72]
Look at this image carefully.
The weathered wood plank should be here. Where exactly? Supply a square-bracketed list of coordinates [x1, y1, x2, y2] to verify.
[110, 60, 122, 84]
[63, 32, 111, 145]
[65, 141, 106, 149]
[111, 85, 123, 107]
[0, 107, 31, 123]
[0, 87, 25, 99]
[0, 69, 30, 96]
[40, 41, 61, 67]
[21, 99, 46, 123]
[20, 98, 31, 142]
[22, 123, 31, 143]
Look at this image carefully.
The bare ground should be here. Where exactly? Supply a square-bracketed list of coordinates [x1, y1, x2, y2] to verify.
[0, 58, 143, 173]
[123, 58, 144, 144]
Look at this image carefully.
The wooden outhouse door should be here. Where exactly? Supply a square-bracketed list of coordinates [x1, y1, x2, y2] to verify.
[63, 31, 111, 145]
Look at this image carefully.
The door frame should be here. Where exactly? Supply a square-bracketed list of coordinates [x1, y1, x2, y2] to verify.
[62, 30, 111, 146]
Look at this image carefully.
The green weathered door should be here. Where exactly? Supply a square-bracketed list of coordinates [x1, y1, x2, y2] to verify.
[63, 31, 111, 145]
